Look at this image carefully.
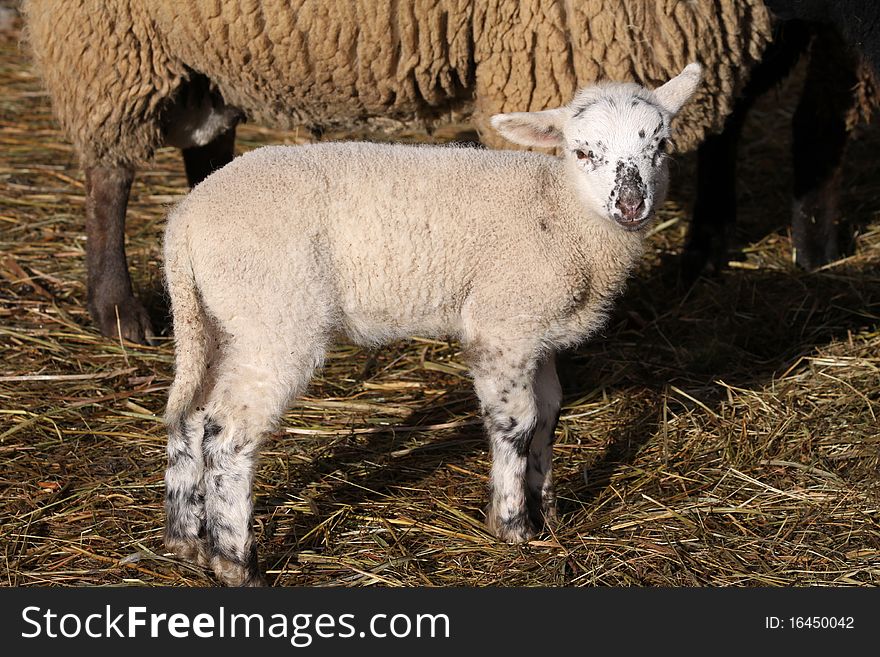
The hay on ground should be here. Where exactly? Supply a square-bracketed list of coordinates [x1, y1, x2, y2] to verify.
[1, 30, 878, 587]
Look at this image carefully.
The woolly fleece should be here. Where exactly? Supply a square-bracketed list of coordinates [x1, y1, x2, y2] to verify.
[23, 0, 770, 164]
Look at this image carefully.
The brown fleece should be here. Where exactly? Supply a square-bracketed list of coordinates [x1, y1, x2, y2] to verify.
[22, 0, 772, 164]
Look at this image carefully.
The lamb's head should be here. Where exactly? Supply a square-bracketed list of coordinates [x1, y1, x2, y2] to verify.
[491, 63, 702, 231]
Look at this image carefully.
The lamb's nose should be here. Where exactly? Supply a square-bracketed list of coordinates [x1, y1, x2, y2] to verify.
[615, 190, 645, 221]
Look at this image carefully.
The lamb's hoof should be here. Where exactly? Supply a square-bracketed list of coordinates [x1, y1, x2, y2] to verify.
[210, 550, 264, 587]
[486, 505, 537, 544]
[90, 296, 156, 345]
[166, 535, 210, 567]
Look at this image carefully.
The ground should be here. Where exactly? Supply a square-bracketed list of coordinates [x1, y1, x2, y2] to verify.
[1, 25, 878, 586]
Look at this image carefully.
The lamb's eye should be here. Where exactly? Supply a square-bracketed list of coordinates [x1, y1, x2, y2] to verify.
[657, 138, 668, 154]
[575, 149, 592, 161]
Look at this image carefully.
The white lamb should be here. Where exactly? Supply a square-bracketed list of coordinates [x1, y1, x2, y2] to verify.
[162, 64, 702, 586]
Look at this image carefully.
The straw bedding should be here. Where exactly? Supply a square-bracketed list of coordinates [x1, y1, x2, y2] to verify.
[1, 26, 878, 586]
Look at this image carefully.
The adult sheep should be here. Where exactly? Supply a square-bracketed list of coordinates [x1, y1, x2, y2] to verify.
[682, 0, 880, 279]
[22, 0, 772, 344]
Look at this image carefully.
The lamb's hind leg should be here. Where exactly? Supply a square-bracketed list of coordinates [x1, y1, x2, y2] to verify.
[200, 340, 321, 586]
[165, 411, 209, 565]
[470, 343, 543, 543]
[526, 354, 562, 529]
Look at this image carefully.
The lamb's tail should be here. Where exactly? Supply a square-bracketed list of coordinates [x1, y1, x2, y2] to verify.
[163, 214, 210, 434]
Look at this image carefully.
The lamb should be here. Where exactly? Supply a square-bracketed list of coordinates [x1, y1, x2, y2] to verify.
[162, 64, 702, 586]
[21, 0, 769, 343]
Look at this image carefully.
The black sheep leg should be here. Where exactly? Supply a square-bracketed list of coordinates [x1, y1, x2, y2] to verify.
[682, 22, 812, 283]
[791, 26, 859, 270]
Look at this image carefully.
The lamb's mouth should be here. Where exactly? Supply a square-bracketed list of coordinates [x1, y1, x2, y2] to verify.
[613, 212, 654, 231]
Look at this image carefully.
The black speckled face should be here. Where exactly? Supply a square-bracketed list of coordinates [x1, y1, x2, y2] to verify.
[565, 91, 672, 230]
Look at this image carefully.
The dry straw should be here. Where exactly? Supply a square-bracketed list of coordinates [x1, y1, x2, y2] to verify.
[1, 30, 878, 586]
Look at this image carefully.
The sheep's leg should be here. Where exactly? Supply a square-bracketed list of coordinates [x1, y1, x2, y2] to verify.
[200, 345, 319, 586]
[791, 26, 856, 270]
[680, 115, 745, 283]
[165, 411, 208, 565]
[526, 354, 562, 528]
[470, 345, 542, 543]
[84, 165, 154, 343]
[200, 409, 264, 587]
[681, 22, 810, 283]
[164, 282, 222, 567]
[182, 126, 236, 188]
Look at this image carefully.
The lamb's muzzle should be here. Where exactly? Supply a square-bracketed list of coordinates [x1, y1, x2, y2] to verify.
[612, 166, 647, 226]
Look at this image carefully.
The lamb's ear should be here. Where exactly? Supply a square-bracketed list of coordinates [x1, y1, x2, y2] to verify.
[653, 62, 702, 116]
[490, 108, 568, 148]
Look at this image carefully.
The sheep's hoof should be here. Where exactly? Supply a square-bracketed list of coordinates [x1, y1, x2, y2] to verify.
[166, 535, 210, 567]
[210, 554, 266, 587]
[486, 505, 537, 544]
[90, 295, 156, 345]
[791, 196, 838, 272]
[679, 243, 727, 287]
[792, 243, 835, 272]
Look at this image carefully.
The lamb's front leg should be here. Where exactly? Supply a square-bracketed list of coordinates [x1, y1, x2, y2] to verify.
[471, 345, 543, 543]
